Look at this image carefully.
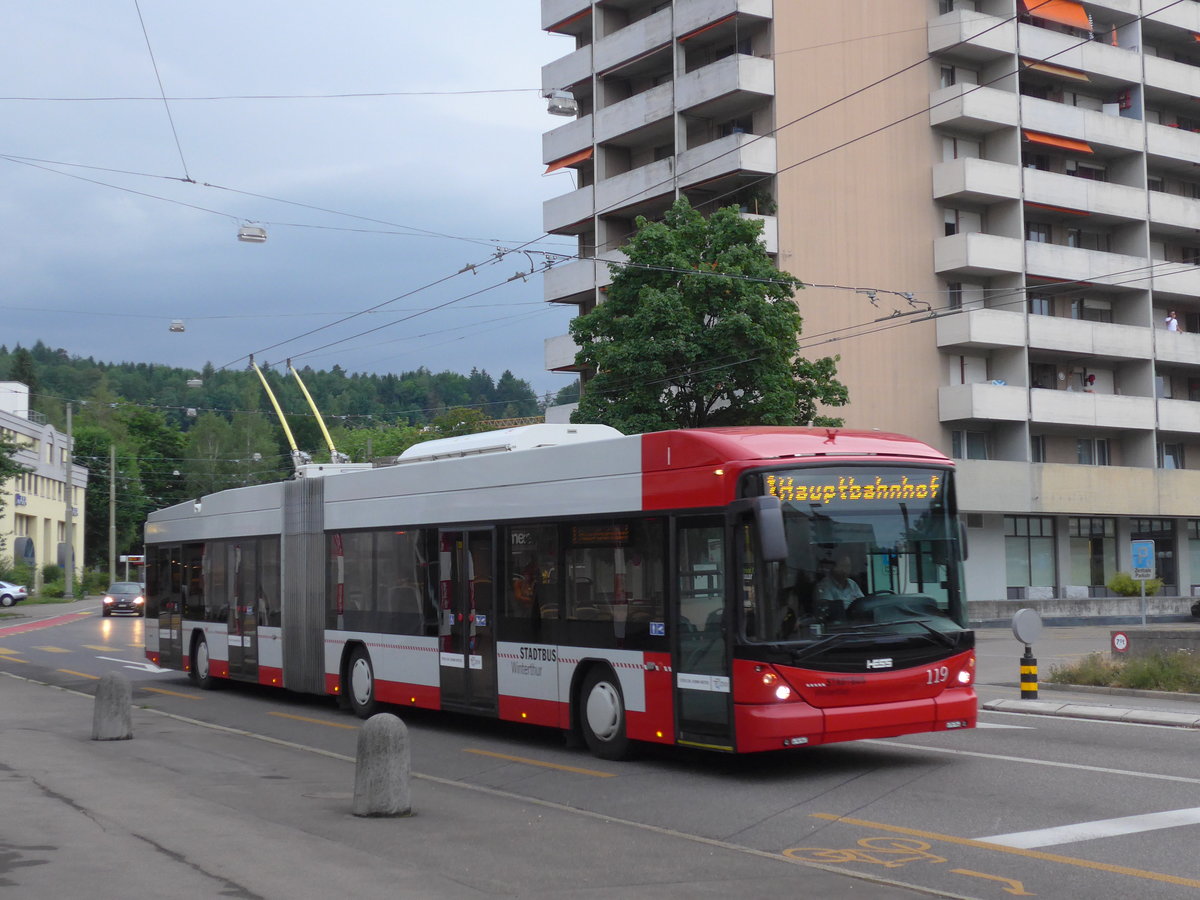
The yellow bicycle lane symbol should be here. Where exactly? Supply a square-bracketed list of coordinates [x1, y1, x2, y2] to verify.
[785, 837, 947, 869]
[785, 837, 1034, 895]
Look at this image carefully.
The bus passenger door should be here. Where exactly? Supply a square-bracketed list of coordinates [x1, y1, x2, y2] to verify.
[438, 529, 498, 714]
[228, 541, 259, 682]
[153, 546, 184, 670]
[674, 518, 733, 750]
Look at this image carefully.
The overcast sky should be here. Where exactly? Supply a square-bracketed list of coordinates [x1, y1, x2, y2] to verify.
[1, 3, 578, 397]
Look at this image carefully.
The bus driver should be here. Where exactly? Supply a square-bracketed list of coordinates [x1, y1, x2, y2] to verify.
[813, 554, 863, 621]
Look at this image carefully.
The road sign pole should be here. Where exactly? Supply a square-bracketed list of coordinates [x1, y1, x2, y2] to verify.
[1140, 578, 1146, 627]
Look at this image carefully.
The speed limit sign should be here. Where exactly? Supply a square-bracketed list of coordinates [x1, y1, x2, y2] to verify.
[1112, 632, 1129, 653]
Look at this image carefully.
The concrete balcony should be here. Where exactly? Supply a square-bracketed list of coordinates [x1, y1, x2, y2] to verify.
[1023, 169, 1147, 222]
[1017, 23, 1142, 83]
[934, 232, 1023, 277]
[543, 184, 595, 235]
[932, 158, 1020, 205]
[1144, 0, 1200, 35]
[594, 158, 675, 217]
[677, 132, 777, 187]
[1158, 398, 1200, 434]
[595, 7, 671, 75]
[1144, 55, 1200, 106]
[1027, 316, 1152, 360]
[1029, 389, 1155, 430]
[936, 308, 1025, 350]
[956, 459, 1200, 517]
[1155, 329, 1200, 366]
[1021, 96, 1143, 154]
[1146, 121, 1200, 168]
[542, 44, 593, 95]
[929, 84, 1019, 134]
[1024, 243, 1152, 291]
[542, 251, 625, 305]
[1150, 258, 1200, 297]
[939, 383, 1029, 423]
[543, 115, 593, 167]
[742, 213, 777, 254]
[675, 0, 773, 37]
[676, 54, 774, 121]
[1149, 191, 1200, 233]
[595, 83, 673, 146]
[545, 332, 583, 372]
[928, 9, 1014, 62]
[542, 0, 590, 33]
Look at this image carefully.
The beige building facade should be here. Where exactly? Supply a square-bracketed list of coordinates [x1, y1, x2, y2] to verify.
[539, 0, 1200, 609]
[0, 382, 87, 584]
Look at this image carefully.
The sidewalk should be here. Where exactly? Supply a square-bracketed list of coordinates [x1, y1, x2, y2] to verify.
[0, 673, 945, 899]
[973, 623, 1200, 729]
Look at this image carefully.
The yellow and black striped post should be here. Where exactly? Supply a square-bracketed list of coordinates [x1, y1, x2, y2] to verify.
[1020, 645, 1038, 699]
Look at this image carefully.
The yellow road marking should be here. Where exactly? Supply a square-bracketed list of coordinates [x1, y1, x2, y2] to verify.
[0, 647, 21, 655]
[57, 669, 99, 680]
[83, 644, 117, 651]
[463, 748, 616, 778]
[142, 686, 200, 700]
[810, 814, 1200, 889]
[34, 646, 70, 653]
[949, 869, 1034, 896]
[268, 712, 359, 730]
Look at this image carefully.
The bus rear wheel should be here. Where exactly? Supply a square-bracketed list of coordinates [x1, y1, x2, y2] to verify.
[190, 634, 218, 690]
[580, 668, 631, 760]
[347, 646, 378, 719]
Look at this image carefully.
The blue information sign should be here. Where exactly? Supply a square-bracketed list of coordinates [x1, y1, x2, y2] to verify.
[1131, 540, 1155, 580]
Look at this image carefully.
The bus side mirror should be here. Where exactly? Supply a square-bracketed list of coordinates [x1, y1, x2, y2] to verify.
[730, 496, 787, 563]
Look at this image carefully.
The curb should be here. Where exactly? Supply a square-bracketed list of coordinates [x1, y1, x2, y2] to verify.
[983, 697, 1200, 729]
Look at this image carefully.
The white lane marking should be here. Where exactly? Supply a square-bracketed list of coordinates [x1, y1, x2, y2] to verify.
[978, 807, 1200, 849]
[862, 741, 1200, 786]
[975, 721, 1033, 729]
[96, 656, 169, 673]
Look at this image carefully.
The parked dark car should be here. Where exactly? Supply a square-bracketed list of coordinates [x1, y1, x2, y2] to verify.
[0, 580, 28, 607]
[102, 582, 145, 617]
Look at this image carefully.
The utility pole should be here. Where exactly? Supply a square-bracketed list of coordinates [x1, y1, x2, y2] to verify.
[64, 402, 74, 600]
[109, 444, 116, 582]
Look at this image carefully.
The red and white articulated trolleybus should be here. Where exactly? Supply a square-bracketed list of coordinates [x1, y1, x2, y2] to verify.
[143, 424, 976, 758]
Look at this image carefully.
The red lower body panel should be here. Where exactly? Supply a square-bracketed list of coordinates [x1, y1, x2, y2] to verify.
[734, 688, 977, 754]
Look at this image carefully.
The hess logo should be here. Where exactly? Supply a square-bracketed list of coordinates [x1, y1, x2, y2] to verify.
[865, 657, 893, 670]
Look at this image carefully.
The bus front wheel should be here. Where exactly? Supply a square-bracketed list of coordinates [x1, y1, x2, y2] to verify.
[580, 668, 631, 760]
[347, 646, 378, 719]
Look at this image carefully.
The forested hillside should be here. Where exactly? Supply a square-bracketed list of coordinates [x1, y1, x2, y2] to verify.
[0, 341, 573, 567]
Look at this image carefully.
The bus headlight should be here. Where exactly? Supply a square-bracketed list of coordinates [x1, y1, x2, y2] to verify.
[957, 668, 973, 685]
[774, 684, 792, 701]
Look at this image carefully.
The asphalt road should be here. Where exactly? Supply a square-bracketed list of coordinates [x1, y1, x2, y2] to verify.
[3, 600, 1200, 899]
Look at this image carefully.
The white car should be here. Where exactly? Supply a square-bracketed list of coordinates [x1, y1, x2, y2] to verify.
[0, 580, 28, 607]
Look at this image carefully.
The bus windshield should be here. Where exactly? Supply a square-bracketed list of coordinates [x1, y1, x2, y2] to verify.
[741, 465, 967, 644]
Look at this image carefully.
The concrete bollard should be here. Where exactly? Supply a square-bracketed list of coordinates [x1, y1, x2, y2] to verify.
[91, 671, 133, 741]
[352, 713, 412, 817]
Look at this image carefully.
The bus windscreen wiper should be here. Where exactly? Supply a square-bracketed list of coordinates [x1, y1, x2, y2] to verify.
[848, 618, 958, 648]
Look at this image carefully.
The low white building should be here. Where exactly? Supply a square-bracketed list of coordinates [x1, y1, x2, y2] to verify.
[0, 382, 87, 583]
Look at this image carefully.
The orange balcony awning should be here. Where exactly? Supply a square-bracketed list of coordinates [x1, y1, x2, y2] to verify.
[678, 14, 734, 43]
[547, 7, 591, 34]
[544, 147, 593, 174]
[1023, 129, 1093, 154]
[1027, 202, 1089, 216]
[1021, 58, 1090, 81]
[1020, 0, 1091, 31]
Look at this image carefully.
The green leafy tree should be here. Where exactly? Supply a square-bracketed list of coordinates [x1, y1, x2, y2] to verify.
[73, 426, 150, 567]
[329, 423, 425, 462]
[430, 407, 491, 437]
[570, 197, 847, 433]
